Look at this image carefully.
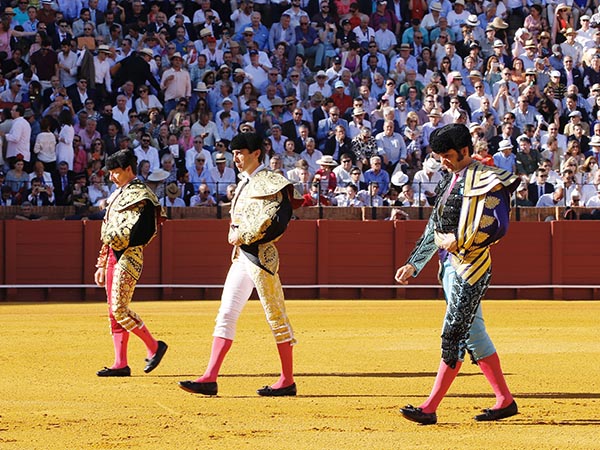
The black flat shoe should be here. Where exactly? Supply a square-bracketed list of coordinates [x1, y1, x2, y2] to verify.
[178, 380, 218, 395]
[97, 366, 131, 377]
[474, 400, 518, 422]
[144, 341, 168, 373]
[257, 383, 297, 397]
[400, 405, 437, 425]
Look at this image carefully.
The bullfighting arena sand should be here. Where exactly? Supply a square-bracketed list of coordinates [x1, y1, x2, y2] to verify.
[1, 299, 598, 449]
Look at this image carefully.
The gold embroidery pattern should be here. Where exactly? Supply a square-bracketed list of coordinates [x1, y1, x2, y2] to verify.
[237, 192, 282, 245]
[102, 202, 144, 251]
[484, 196, 500, 209]
[479, 214, 495, 230]
[101, 180, 162, 251]
[109, 247, 144, 332]
[259, 242, 280, 276]
[96, 244, 110, 269]
[474, 231, 490, 245]
[246, 260, 296, 345]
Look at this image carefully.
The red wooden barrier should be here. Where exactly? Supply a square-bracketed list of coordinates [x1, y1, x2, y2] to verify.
[1, 219, 598, 301]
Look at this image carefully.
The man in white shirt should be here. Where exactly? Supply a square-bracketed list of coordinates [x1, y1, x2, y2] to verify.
[447, 0, 470, 37]
[375, 119, 406, 172]
[536, 188, 565, 207]
[134, 133, 160, 172]
[185, 135, 214, 174]
[57, 39, 78, 88]
[0, 104, 31, 166]
[112, 95, 130, 134]
[160, 52, 192, 115]
[208, 152, 236, 198]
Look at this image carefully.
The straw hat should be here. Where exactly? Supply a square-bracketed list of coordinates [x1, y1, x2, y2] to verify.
[147, 169, 170, 182]
[491, 17, 509, 29]
[316, 155, 338, 166]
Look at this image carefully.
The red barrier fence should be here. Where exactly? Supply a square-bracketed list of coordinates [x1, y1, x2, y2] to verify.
[2, 219, 599, 301]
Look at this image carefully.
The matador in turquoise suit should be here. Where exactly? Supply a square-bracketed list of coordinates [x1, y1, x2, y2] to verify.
[395, 124, 521, 425]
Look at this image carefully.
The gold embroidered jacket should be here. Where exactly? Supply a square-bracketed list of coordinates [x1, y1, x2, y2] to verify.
[96, 179, 164, 269]
[230, 169, 296, 274]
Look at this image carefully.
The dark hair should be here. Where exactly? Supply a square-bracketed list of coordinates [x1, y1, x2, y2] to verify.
[59, 109, 72, 125]
[430, 123, 473, 155]
[231, 131, 262, 152]
[13, 104, 25, 116]
[106, 149, 138, 173]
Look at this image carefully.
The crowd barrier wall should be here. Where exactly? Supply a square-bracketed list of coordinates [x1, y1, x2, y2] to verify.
[2, 219, 599, 301]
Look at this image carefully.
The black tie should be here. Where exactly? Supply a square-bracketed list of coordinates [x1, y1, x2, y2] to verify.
[62, 175, 67, 190]
[539, 185, 544, 198]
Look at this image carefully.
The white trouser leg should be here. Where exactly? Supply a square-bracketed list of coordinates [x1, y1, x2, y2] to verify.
[213, 258, 255, 340]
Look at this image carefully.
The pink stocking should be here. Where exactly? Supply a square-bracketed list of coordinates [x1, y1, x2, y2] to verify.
[195, 337, 233, 383]
[478, 352, 514, 409]
[271, 341, 294, 389]
[131, 324, 158, 358]
[111, 330, 129, 369]
[419, 359, 462, 414]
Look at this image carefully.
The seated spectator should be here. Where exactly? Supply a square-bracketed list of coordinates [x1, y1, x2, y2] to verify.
[68, 173, 90, 209]
[26, 177, 55, 206]
[300, 137, 324, 175]
[493, 139, 517, 173]
[0, 184, 17, 206]
[358, 181, 384, 206]
[375, 119, 406, 173]
[164, 182, 187, 207]
[218, 184, 237, 206]
[332, 154, 356, 187]
[190, 183, 217, 206]
[516, 136, 542, 176]
[314, 155, 338, 194]
[350, 126, 379, 170]
[5, 158, 29, 198]
[412, 157, 443, 206]
[28, 160, 54, 188]
[536, 186, 565, 207]
[363, 155, 390, 195]
[512, 182, 534, 207]
[335, 183, 364, 207]
[397, 184, 423, 207]
[87, 172, 110, 207]
[14, 201, 46, 220]
[301, 180, 332, 206]
[209, 152, 236, 198]
[528, 168, 555, 206]
[472, 141, 495, 166]
[585, 184, 600, 207]
[325, 125, 352, 161]
[292, 165, 313, 195]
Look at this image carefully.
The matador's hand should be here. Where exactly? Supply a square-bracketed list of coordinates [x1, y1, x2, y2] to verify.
[94, 267, 106, 287]
[438, 233, 458, 253]
[228, 226, 241, 246]
[395, 264, 415, 284]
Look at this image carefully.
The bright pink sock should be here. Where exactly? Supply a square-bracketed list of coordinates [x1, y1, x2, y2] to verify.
[271, 341, 294, 389]
[419, 359, 462, 414]
[478, 352, 514, 409]
[111, 330, 129, 369]
[195, 337, 233, 383]
[131, 324, 159, 358]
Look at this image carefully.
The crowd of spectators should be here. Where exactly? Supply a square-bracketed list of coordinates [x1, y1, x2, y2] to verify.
[2, 0, 600, 215]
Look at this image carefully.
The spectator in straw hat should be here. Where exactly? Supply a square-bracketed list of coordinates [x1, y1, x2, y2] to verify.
[164, 181, 186, 207]
[560, 27, 583, 67]
[314, 154, 338, 194]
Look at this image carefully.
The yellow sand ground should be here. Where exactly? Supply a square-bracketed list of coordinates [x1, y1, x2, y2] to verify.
[0, 300, 598, 450]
